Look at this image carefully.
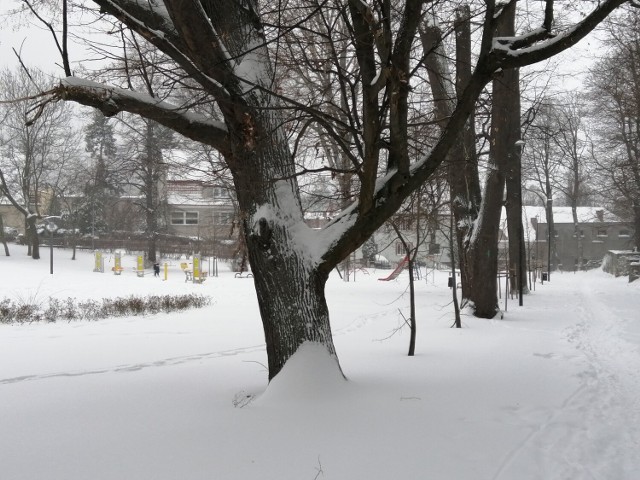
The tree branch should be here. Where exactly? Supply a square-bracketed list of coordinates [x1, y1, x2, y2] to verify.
[53, 77, 230, 153]
[492, 0, 628, 69]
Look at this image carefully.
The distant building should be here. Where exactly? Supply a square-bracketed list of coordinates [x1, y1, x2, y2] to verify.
[526, 206, 633, 271]
[165, 180, 236, 242]
[0, 188, 55, 234]
[0, 198, 24, 233]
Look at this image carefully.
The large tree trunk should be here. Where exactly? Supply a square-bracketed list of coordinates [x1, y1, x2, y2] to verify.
[466, 1, 519, 318]
[247, 235, 339, 380]
[230, 106, 341, 380]
[467, 164, 505, 318]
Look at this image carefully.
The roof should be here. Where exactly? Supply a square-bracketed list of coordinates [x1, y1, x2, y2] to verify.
[523, 206, 621, 225]
[167, 192, 231, 207]
[500, 206, 623, 241]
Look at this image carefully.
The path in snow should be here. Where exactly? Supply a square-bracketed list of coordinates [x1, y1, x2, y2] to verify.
[496, 272, 640, 480]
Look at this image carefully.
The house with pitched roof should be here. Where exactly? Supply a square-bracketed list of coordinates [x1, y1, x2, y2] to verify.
[525, 206, 633, 271]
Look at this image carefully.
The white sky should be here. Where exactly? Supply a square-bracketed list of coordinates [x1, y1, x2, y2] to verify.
[0, 1, 607, 91]
[0, 1, 98, 74]
[0, 2, 58, 71]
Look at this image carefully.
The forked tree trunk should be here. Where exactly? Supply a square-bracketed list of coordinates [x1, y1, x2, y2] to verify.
[230, 108, 341, 380]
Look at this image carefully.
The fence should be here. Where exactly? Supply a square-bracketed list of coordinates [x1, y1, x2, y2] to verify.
[38, 236, 237, 259]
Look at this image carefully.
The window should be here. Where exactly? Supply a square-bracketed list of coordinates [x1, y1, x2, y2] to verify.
[596, 228, 608, 238]
[212, 187, 229, 199]
[171, 211, 199, 225]
[572, 229, 585, 238]
[396, 242, 413, 256]
[390, 215, 412, 231]
[619, 229, 630, 238]
[428, 243, 440, 255]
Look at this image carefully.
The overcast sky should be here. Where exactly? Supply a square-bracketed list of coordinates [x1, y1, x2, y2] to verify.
[1, 2, 63, 72]
[0, 2, 606, 92]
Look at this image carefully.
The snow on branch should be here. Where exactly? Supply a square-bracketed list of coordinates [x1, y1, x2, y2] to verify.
[490, 0, 627, 68]
[55, 77, 229, 150]
[96, 0, 233, 101]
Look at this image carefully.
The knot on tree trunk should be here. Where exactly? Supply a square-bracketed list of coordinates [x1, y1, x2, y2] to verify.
[257, 217, 272, 251]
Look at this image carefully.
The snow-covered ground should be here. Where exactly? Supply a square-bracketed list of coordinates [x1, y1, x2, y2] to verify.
[1, 245, 639, 480]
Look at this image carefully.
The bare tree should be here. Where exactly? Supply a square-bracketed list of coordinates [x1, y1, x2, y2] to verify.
[118, 115, 174, 262]
[523, 100, 562, 273]
[588, 7, 640, 250]
[19, 0, 627, 380]
[0, 67, 76, 259]
[552, 94, 595, 268]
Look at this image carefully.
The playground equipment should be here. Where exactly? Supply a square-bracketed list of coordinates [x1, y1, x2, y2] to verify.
[113, 252, 123, 275]
[181, 256, 207, 283]
[136, 255, 145, 277]
[93, 251, 104, 273]
[378, 256, 409, 281]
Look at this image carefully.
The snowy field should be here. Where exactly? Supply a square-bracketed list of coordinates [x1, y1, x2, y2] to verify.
[1, 245, 639, 480]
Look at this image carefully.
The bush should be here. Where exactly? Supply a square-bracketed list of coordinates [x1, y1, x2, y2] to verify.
[0, 293, 211, 324]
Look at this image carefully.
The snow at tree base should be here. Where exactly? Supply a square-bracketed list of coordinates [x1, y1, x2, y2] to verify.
[1, 247, 639, 479]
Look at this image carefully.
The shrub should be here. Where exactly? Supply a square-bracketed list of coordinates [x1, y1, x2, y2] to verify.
[0, 294, 211, 324]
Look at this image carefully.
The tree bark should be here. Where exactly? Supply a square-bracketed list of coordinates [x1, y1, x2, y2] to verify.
[229, 105, 342, 380]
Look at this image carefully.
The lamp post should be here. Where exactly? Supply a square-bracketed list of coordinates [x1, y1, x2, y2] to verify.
[515, 140, 525, 306]
[546, 197, 552, 282]
[43, 216, 61, 275]
[47, 223, 55, 274]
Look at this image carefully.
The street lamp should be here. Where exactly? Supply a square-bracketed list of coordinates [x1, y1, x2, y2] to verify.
[535, 214, 539, 287]
[546, 197, 552, 282]
[43, 216, 61, 275]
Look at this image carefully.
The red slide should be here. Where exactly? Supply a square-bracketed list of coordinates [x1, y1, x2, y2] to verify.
[378, 256, 409, 281]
